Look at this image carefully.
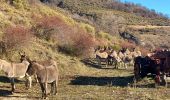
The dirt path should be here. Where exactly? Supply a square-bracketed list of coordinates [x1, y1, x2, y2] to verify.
[128, 25, 170, 29]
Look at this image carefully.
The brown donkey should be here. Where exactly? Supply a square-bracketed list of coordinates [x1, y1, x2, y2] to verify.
[19, 53, 59, 99]
[28, 61, 59, 99]
[0, 59, 31, 92]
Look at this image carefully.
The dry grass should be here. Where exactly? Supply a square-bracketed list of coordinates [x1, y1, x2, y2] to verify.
[1, 61, 170, 100]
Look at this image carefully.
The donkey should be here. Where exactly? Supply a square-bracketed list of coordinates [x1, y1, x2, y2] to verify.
[19, 53, 58, 99]
[0, 59, 31, 92]
[19, 52, 57, 84]
[107, 50, 122, 69]
[27, 61, 59, 99]
[95, 49, 108, 67]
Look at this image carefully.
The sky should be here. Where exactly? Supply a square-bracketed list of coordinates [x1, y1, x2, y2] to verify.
[120, 0, 170, 17]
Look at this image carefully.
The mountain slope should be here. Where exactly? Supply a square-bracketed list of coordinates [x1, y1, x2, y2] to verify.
[44, 0, 170, 49]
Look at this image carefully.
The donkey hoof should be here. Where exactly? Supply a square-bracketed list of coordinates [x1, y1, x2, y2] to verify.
[44, 97, 48, 99]
[11, 91, 14, 94]
[54, 93, 57, 95]
[11, 89, 15, 93]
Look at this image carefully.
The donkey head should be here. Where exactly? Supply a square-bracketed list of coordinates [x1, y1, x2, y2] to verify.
[19, 52, 26, 61]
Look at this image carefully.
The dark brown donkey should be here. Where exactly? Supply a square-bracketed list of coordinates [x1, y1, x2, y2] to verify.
[20, 53, 59, 99]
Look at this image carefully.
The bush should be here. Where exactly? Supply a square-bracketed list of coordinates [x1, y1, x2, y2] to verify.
[97, 31, 113, 41]
[80, 23, 95, 36]
[72, 30, 96, 57]
[3, 25, 32, 50]
[120, 40, 136, 49]
[33, 16, 96, 57]
[33, 16, 67, 41]
[58, 27, 96, 57]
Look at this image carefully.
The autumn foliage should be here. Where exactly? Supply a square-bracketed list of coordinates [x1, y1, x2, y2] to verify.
[33, 16, 96, 57]
[3, 25, 32, 50]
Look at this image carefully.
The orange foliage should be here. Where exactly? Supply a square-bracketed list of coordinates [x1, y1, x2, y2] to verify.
[3, 25, 32, 50]
[33, 16, 67, 41]
[71, 29, 96, 57]
[33, 16, 96, 57]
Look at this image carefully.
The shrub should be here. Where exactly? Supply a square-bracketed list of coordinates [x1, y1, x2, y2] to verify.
[97, 31, 113, 41]
[33, 16, 67, 41]
[58, 27, 96, 57]
[120, 40, 136, 49]
[72, 30, 96, 57]
[33, 16, 96, 57]
[80, 23, 95, 36]
[3, 25, 32, 51]
[110, 44, 121, 51]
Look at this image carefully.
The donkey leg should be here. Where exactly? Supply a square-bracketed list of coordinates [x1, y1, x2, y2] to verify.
[39, 83, 45, 99]
[162, 74, 168, 87]
[28, 76, 32, 88]
[34, 74, 39, 84]
[10, 78, 15, 92]
[25, 76, 29, 89]
[115, 62, 118, 69]
[54, 80, 58, 95]
[124, 63, 127, 69]
[44, 83, 48, 99]
[25, 74, 32, 89]
[50, 82, 54, 95]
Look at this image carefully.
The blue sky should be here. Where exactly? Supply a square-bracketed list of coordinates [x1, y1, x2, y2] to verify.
[120, 0, 170, 16]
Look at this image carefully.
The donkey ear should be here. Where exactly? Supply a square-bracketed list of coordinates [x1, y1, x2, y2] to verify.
[19, 52, 22, 56]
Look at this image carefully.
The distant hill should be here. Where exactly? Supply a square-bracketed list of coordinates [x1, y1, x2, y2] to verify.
[40, 0, 170, 49]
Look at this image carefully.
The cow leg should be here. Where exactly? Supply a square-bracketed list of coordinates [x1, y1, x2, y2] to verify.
[165, 74, 168, 88]
[10, 78, 15, 93]
[162, 74, 168, 87]
[133, 76, 137, 88]
[155, 75, 161, 88]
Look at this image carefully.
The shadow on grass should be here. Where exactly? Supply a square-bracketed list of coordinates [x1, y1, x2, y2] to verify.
[0, 76, 23, 83]
[70, 75, 160, 88]
[81, 58, 116, 69]
[70, 75, 134, 87]
[0, 89, 12, 96]
[0, 88, 39, 99]
[0, 76, 27, 97]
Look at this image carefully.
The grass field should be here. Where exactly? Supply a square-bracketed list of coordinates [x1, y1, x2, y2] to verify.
[0, 60, 170, 100]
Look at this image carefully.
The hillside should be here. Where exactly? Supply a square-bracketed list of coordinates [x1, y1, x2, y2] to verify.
[43, 0, 170, 49]
[0, 0, 127, 78]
